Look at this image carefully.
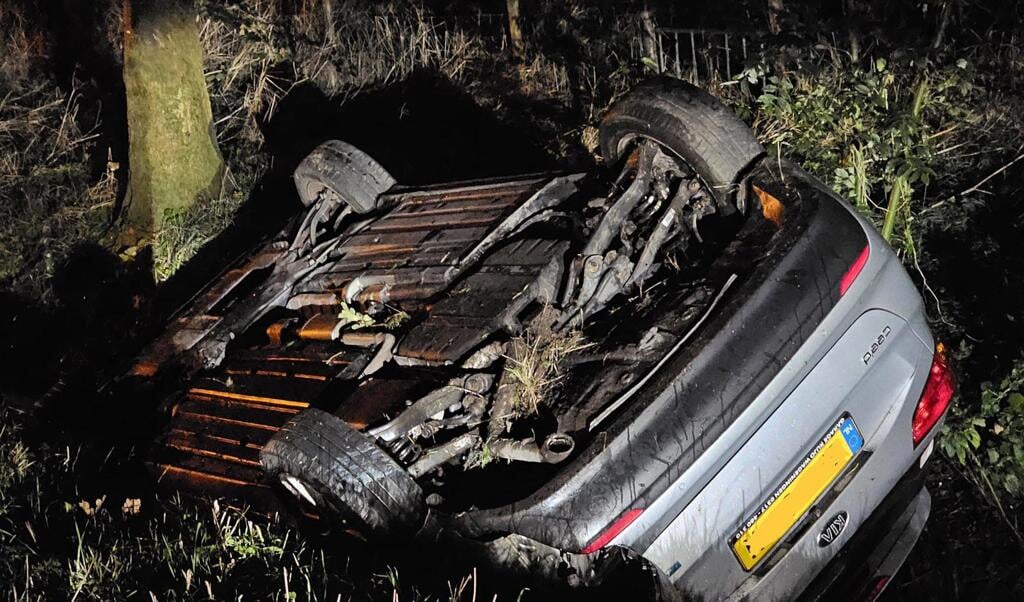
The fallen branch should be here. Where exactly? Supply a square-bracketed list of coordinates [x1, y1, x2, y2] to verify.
[925, 148, 1024, 213]
[960, 150, 1024, 197]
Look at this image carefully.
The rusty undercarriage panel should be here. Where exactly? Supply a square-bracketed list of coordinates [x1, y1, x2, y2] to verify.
[145, 174, 585, 501]
[297, 175, 552, 304]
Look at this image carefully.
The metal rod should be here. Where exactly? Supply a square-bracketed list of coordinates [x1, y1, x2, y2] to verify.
[674, 31, 681, 78]
[690, 31, 698, 83]
[658, 29, 665, 73]
[725, 33, 732, 79]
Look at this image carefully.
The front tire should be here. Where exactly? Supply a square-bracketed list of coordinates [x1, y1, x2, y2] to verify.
[261, 409, 424, 538]
[599, 77, 764, 214]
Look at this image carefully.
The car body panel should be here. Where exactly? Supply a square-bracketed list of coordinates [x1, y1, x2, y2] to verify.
[605, 169, 940, 599]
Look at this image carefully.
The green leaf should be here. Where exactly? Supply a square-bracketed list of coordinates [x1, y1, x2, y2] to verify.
[338, 303, 375, 330]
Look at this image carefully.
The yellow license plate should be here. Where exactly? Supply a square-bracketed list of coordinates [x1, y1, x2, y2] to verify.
[730, 415, 864, 571]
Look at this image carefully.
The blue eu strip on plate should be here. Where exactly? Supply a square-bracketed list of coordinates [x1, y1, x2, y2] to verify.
[839, 417, 864, 453]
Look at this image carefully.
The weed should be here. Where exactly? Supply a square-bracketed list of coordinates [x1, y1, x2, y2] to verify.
[942, 358, 1024, 498]
[0, 422, 31, 490]
[152, 188, 247, 281]
[337, 302, 376, 330]
[503, 309, 592, 417]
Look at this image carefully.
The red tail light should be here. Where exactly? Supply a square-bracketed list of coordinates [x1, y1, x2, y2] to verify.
[581, 508, 644, 554]
[840, 245, 870, 296]
[865, 575, 891, 602]
[912, 344, 955, 447]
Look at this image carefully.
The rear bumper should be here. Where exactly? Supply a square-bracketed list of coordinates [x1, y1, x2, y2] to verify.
[799, 463, 930, 601]
[418, 463, 930, 601]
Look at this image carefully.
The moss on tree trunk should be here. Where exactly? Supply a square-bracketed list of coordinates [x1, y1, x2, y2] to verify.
[123, 0, 224, 235]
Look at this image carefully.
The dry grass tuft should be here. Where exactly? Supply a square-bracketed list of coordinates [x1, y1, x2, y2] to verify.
[502, 308, 592, 416]
[0, 75, 113, 297]
[288, 2, 486, 100]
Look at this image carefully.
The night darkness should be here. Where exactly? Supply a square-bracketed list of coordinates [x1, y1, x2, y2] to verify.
[1, 1, 1023, 600]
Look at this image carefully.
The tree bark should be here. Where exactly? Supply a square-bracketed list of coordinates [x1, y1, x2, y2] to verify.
[506, 0, 524, 58]
[122, 0, 224, 236]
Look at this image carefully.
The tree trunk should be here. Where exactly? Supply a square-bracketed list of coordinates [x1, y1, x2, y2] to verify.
[122, 0, 224, 236]
[506, 0, 524, 58]
[931, 0, 953, 50]
[767, 0, 785, 34]
[639, 3, 659, 69]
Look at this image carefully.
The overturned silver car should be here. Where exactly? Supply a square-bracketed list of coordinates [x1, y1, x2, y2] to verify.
[124, 78, 952, 600]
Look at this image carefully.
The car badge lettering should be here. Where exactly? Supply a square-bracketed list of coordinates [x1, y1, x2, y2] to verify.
[862, 325, 892, 365]
[816, 511, 849, 547]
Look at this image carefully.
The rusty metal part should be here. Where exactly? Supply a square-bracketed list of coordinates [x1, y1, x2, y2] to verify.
[151, 385, 310, 506]
[298, 313, 346, 341]
[264, 319, 296, 347]
[369, 374, 494, 443]
[285, 292, 339, 310]
[407, 433, 480, 478]
[296, 175, 555, 304]
[624, 179, 701, 291]
[130, 244, 284, 376]
[395, 238, 570, 363]
[489, 433, 576, 464]
[148, 338, 382, 499]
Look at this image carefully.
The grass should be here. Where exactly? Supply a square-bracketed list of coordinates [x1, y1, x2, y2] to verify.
[152, 188, 247, 282]
[0, 408, 489, 601]
[0, 71, 115, 299]
[502, 310, 591, 417]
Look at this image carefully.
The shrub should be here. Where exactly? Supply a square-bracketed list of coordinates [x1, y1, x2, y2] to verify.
[941, 358, 1024, 499]
[734, 47, 980, 259]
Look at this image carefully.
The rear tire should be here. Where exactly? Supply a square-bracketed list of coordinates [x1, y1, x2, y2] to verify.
[293, 140, 396, 211]
[261, 408, 424, 538]
[599, 77, 764, 213]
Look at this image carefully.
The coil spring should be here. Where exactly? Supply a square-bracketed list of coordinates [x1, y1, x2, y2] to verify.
[383, 436, 421, 465]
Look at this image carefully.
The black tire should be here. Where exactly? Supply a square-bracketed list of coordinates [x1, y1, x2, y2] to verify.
[261, 408, 424, 538]
[599, 77, 764, 213]
[292, 140, 396, 211]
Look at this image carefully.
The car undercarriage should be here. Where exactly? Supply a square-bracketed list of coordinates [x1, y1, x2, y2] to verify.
[137, 127, 766, 518]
